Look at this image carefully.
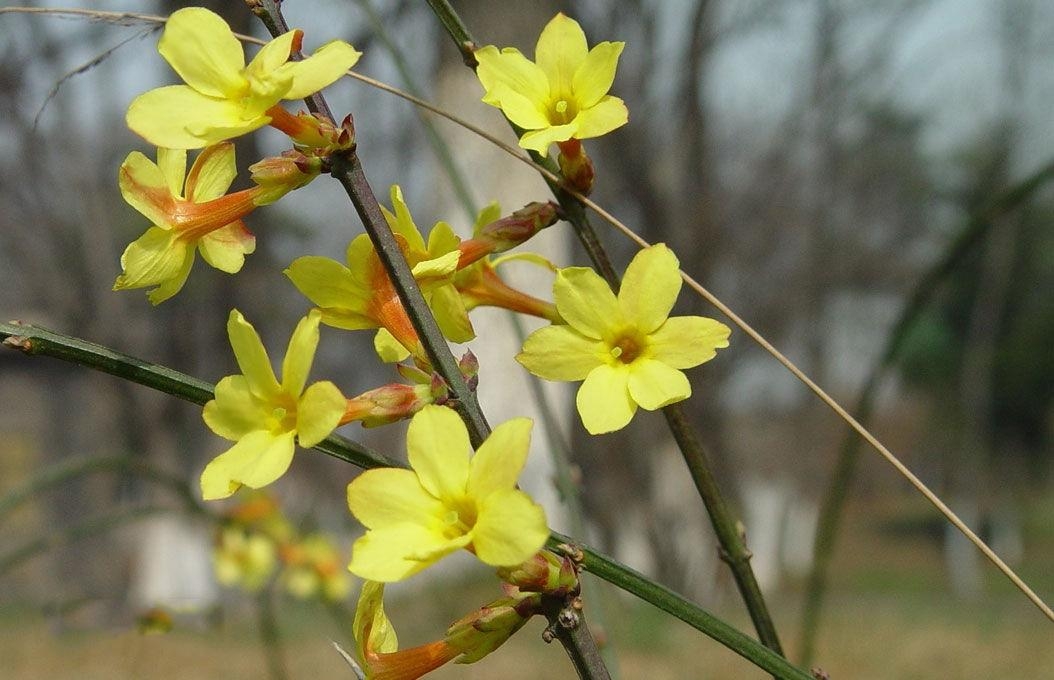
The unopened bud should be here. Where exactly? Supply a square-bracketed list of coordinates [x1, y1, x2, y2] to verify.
[459, 202, 561, 267]
[249, 151, 322, 205]
[557, 138, 595, 195]
[265, 106, 355, 155]
[444, 593, 541, 664]
[496, 549, 579, 598]
[342, 382, 434, 427]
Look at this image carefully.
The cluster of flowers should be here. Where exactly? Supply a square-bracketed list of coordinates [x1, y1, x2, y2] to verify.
[117, 7, 730, 677]
[213, 492, 350, 602]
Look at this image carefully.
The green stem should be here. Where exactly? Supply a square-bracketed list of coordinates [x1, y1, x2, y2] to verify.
[798, 156, 1054, 664]
[0, 321, 398, 471]
[257, 583, 289, 680]
[254, 1, 493, 448]
[424, 0, 784, 658]
[542, 602, 612, 680]
[662, 404, 783, 654]
[549, 535, 814, 680]
[3, 318, 808, 673]
[353, 0, 477, 223]
[327, 152, 492, 445]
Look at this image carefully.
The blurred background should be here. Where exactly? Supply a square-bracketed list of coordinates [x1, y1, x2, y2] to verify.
[2, 0, 1053, 678]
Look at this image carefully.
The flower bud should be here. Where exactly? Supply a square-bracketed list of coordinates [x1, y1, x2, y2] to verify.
[249, 151, 323, 205]
[265, 106, 356, 154]
[341, 383, 435, 427]
[496, 549, 579, 598]
[557, 138, 595, 195]
[444, 593, 542, 664]
[458, 202, 561, 266]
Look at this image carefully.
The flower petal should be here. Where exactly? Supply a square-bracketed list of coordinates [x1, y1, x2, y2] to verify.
[280, 40, 361, 100]
[348, 524, 462, 582]
[472, 489, 549, 566]
[118, 151, 174, 227]
[285, 256, 366, 312]
[159, 7, 246, 98]
[126, 85, 252, 149]
[430, 284, 475, 343]
[535, 13, 589, 101]
[156, 148, 187, 198]
[572, 41, 624, 108]
[202, 375, 265, 441]
[281, 311, 321, 397]
[353, 581, 398, 658]
[576, 364, 635, 434]
[146, 251, 195, 305]
[347, 468, 445, 530]
[381, 185, 425, 253]
[482, 83, 550, 130]
[198, 220, 255, 273]
[572, 95, 628, 139]
[200, 429, 296, 500]
[618, 244, 681, 333]
[226, 309, 281, 399]
[468, 417, 532, 499]
[517, 324, 604, 381]
[627, 359, 691, 410]
[185, 142, 237, 202]
[406, 405, 470, 502]
[649, 316, 731, 369]
[553, 266, 621, 339]
[475, 45, 550, 110]
[518, 122, 578, 153]
[296, 380, 345, 447]
[113, 227, 189, 290]
[374, 329, 412, 363]
[427, 221, 461, 257]
[245, 29, 298, 82]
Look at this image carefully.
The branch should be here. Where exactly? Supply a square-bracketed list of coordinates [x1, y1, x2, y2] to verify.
[0, 321, 398, 471]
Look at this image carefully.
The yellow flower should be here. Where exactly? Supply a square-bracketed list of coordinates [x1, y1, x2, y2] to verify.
[281, 534, 351, 602]
[113, 144, 257, 304]
[213, 526, 278, 592]
[346, 406, 549, 582]
[475, 13, 627, 154]
[126, 7, 360, 149]
[517, 244, 731, 434]
[353, 581, 459, 680]
[351, 582, 537, 679]
[200, 309, 346, 500]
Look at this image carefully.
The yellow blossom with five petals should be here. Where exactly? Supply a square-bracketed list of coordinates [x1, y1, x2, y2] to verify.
[127, 7, 360, 149]
[475, 13, 627, 154]
[346, 405, 549, 582]
[200, 309, 346, 500]
[517, 244, 731, 434]
[113, 143, 257, 304]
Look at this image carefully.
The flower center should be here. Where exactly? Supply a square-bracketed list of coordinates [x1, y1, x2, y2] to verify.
[550, 98, 577, 124]
[442, 498, 477, 538]
[610, 332, 645, 365]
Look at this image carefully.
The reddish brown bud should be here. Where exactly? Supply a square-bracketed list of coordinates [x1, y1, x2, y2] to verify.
[557, 138, 595, 195]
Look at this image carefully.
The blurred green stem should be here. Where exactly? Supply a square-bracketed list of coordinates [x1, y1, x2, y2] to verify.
[257, 583, 289, 680]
